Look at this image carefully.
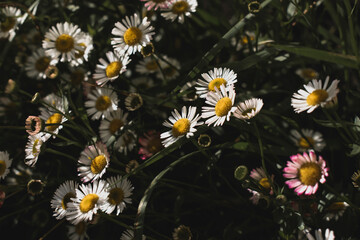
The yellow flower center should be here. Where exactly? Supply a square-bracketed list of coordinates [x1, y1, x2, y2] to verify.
[306, 89, 329, 106]
[75, 43, 86, 58]
[145, 60, 158, 71]
[70, 70, 85, 86]
[109, 119, 124, 134]
[172, 118, 190, 138]
[1, 17, 16, 32]
[241, 107, 256, 117]
[55, 34, 75, 53]
[46, 113, 62, 132]
[301, 69, 317, 79]
[240, 35, 255, 45]
[105, 61, 122, 78]
[298, 137, 315, 149]
[35, 57, 51, 72]
[171, 1, 189, 14]
[79, 194, 99, 213]
[208, 78, 227, 92]
[259, 177, 271, 190]
[215, 97, 232, 117]
[61, 192, 76, 210]
[0, 160, 6, 176]
[123, 27, 143, 46]
[326, 202, 347, 213]
[95, 96, 111, 111]
[90, 155, 107, 174]
[298, 162, 321, 186]
[32, 139, 39, 154]
[108, 187, 124, 205]
[75, 222, 86, 235]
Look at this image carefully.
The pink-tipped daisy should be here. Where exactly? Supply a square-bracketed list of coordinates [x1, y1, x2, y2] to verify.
[141, 0, 172, 10]
[283, 150, 328, 195]
[250, 167, 273, 194]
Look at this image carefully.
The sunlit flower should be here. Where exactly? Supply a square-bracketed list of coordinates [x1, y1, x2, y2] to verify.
[155, 55, 180, 80]
[24, 133, 47, 167]
[201, 84, 236, 126]
[290, 129, 326, 152]
[0, 6, 22, 41]
[250, 167, 273, 194]
[66, 180, 109, 225]
[195, 68, 237, 99]
[39, 104, 67, 140]
[51, 180, 79, 219]
[85, 88, 118, 120]
[291, 76, 340, 113]
[141, 0, 172, 10]
[25, 48, 56, 79]
[304, 228, 335, 240]
[70, 32, 94, 66]
[283, 150, 328, 195]
[161, 0, 198, 23]
[323, 201, 349, 221]
[111, 13, 155, 56]
[138, 130, 163, 160]
[101, 175, 133, 215]
[114, 130, 137, 155]
[77, 142, 110, 183]
[296, 68, 319, 82]
[67, 222, 89, 240]
[0, 151, 12, 180]
[93, 51, 130, 86]
[233, 98, 263, 120]
[99, 108, 128, 144]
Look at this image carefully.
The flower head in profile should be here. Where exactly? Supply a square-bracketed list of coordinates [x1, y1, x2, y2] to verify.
[161, 106, 203, 147]
[0, 6, 22, 41]
[201, 84, 236, 127]
[233, 98, 263, 120]
[250, 167, 273, 194]
[289, 129, 326, 152]
[323, 201, 349, 221]
[161, 0, 198, 23]
[0, 151, 12, 180]
[85, 88, 118, 120]
[24, 133, 47, 167]
[111, 13, 155, 56]
[138, 130, 163, 160]
[39, 103, 68, 141]
[51, 180, 78, 220]
[283, 150, 328, 195]
[291, 76, 340, 113]
[195, 67, 237, 99]
[295, 68, 319, 82]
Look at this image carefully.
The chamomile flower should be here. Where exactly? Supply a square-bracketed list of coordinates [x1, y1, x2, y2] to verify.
[93, 51, 130, 86]
[25, 48, 56, 79]
[70, 32, 93, 66]
[250, 167, 273, 194]
[66, 180, 109, 225]
[51, 180, 79, 220]
[39, 104, 68, 140]
[99, 108, 128, 144]
[42, 22, 86, 62]
[111, 13, 155, 56]
[85, 88, 118, 120]
[0, 151, 12, 180]
[155, 56, 180, 80]
[291, 76, 340, 113]
[141, 0, 172, 10]
[24, 133, 47, 167]
[77, 142, 110, 183]
[290, 129, 326, 152]
[0, 6, 22, 41]
[196, 68, 237, 98]
[161, 106, 202, 148]
[67, 222, 89, 240]
[233, 98, 263, 120]
[101, 175, 133, 215]
[323, 201, 349, 221]
[161, 0, 198, 23]
[201, 84, 236, 127]
[114, 130, 137, 155]
[296, 68, 319, 82]
[135, 57, 159, 74]
[283, 150, 328, 195]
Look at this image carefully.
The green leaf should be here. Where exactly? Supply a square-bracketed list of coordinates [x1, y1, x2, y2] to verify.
[231, 142, 249, 151]
[313, 118, 342, 128]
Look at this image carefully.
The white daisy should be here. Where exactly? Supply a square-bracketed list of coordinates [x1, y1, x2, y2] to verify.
[0, 151, 12, 180]
[0, 6, 22, 41]
[24, 133, 47, 167]
[92, 51, 130, 86]
[85, 88, 118, 120]
[141, 0, 172, 10]
[111, 13, 155, 56]
[99, 108, 128, 144]
[114, 130, 137, 155]
[66, 180, 109, 225]
[67, 222, 89, 240]
[135, 57, 159, 74]
[161, 0, 198, 23]
[201, 84, 236, 126]
[25, 48, 57, 80]
[291, 76, 340, 113]
[42, 22, 86, 62]
[290, 129, 326, 152]
[120, 229, 146, 240]
[233, 98, 264, 120]
[77, 141, 110, 183]
[195, 67, 237, 99]
[51, 180, 79, 220]
[100, 175, 133, 215]
[155, 55, 180, 80]
[161, 106, 203, 147]
[70, 32, 94, 66]
[39, 103, 68, 140]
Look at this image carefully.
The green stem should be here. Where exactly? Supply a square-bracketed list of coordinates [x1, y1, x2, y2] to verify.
[44, 148, 77, 161]
[322, 109, 352, 144]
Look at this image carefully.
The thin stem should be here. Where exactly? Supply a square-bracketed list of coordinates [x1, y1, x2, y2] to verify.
[39, 219, 66, 240]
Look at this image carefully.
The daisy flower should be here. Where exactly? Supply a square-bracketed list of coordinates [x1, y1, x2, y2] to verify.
[291, 76, 340, 113]
[92, 51, 130, 86]
[42, 22, 86, 62]
[101, 175, 133, 215]
[0, 151, 12, 180]
[283, 150, 329, 195]
[111, 13, 155, 56]
[70, 32, 94, 66]
[0, 6, 22, 41]
[135, 57, 159, 74]
[125, 93, 143, 111]
[129, 77, 155, 92]
[24, 133, 47, 167]
[323, 201, 349, 221]
[196, 68, 237, 98]
[50, 180, 79, 220]
[250, 167, 273, 194]
[114, 130, 137, 155]
[25, 48, 56, 79]
[155, 56, 180, 80]
[25, 116, 43, 136]
[233, 98, 264, 120]
[85, 88, 118, 120]
[141, 0, 172, 10]
[99, 108, 128, 144]
[295, 68, 319, 82]
[232, 31, 256, 51]
[138, 130, 163, 160]
[66, 180, 109, 225]
[161, 0, 198, 23]
[120, 229, 146, 240]
[67, 222, 89, 240]
[161, 106, 203, 148]
[201, 84, 236, 127]
[77, 142, 110, 183]
[39, 104, 68, 140]
[289, 129, 326, 152]
[304, 228, 335, 240]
